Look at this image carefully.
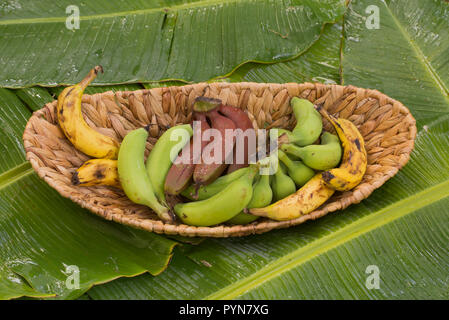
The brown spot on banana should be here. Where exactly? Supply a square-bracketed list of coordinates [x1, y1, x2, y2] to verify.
[71, 172, 80, 185]
[94, 168, 106, 180]
[354, 138, 361, 151]
[322, 171, 335, 183]
[250, 173, 335, 221]
[65, 87, 75, 97]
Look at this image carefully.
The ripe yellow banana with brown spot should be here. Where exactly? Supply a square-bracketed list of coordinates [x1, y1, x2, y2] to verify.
[57, 66, 119, 159]
[72, 159, 121, 188]
[317, 106, 367, 191]
[250, 173, 335, 221]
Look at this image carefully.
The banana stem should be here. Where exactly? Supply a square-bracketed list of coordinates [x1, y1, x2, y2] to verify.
[280, 143, 304, 159]
[79, 65, 103, 90]
[248, 163, 260, 179]
[315, 104, 337, 126]
[277, 149, 295, 168]
[193, 96, 222, 112]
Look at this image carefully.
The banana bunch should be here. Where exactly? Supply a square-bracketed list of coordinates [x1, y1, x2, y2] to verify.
[174, 165, 259, 226]
[163, 97, 255, 195]
[250, 104, 367, 221]
[57, 67, 121, 190]
[65, 68, 366, 227]
[57, 66, 121, 189]
[173, 124, 313, 226]
[280, 131, 342, 171]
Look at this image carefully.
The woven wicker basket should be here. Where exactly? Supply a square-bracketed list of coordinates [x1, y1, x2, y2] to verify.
[23, 82, 416, 237]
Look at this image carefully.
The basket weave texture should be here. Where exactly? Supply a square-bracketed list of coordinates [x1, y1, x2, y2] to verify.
[23, 82, 417, 237]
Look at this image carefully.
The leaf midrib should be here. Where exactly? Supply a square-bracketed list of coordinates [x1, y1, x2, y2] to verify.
[0, 162, 33, 191]
[0, 0, 252, 26]
[382, 2, 449, 99]
[206, 178, 449, 299]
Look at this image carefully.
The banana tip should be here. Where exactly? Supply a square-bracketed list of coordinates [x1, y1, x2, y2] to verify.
[193, 96, 222, 112]
[248, 208, 267, 217]
[94, 65, 104, 74]
[143, 123, 159, 132]
[71, 172, 80, 185]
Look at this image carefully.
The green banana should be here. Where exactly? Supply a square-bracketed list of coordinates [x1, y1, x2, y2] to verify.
[174, 166, 258, 226]
[118, 128, 173, 223]
[279, 97, 323, 146]
[146, 124, 193, 204]
[250, 173, 335, 221]
[227, 174, 272, 225]
[181, 167, 249, 201]
[281, 132, 342, 171]
[278, 149, 315, 187]
[271, 162, 296, 202]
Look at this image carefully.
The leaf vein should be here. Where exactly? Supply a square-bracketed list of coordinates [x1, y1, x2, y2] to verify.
[206, 179, 449, 299]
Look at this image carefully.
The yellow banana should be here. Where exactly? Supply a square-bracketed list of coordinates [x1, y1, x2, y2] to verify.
[72, 159, 120, 188]
[317, 106, 367, 191]
[250, 173, 335, 221]
[57, 66, 119, 159]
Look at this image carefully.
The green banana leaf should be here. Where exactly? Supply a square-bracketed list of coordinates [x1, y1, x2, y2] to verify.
[87, 114, 449, 300]
[1, 0, 449, 300]
[0, 0, 346, 87]
[232, 0, 449, 129]
[228, 21, 342, 84]
[0, 88, 179, 300]
[14, 85, 145, 111]
[86, 0, 449, 299]
[342, 0, 449, 127]
[14, 87, 55, 111]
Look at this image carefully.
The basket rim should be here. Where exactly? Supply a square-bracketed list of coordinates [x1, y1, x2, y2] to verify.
[23, 81, 417, 237]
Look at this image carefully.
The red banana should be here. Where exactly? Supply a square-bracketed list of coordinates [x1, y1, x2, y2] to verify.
[193, 108, 236, 185]
[218, 104, 254, 174]
[164, 112, 210, 195]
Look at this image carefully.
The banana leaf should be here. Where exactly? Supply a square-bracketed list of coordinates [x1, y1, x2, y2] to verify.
[342, 0, 449, 127]
[228, 22, 342, 84]
[86, 0, 449, 299]
[2, 0, 449, 300]
[14, 87, 55, 112]
[88, 114, 449, 300]
[0, 88, 179, 300]
[0, 0, 346, 87]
